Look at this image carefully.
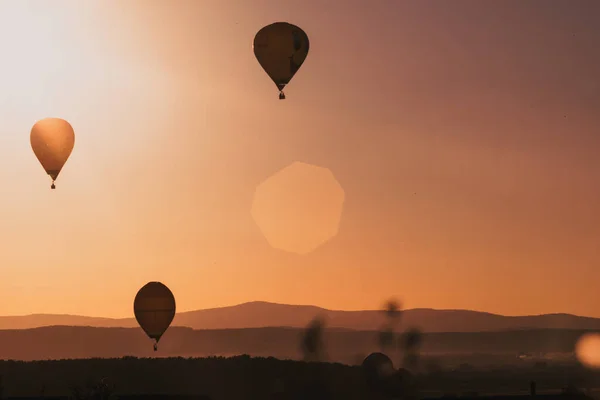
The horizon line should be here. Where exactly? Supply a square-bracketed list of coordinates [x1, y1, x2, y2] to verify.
[0, 300, 596, 320]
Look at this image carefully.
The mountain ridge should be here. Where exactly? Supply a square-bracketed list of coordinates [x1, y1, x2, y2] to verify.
[1, 301, 599, 332]
[5, 301, 594, 319]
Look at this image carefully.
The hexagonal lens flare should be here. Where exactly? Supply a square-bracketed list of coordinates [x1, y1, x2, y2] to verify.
[251, 162, 345, 255]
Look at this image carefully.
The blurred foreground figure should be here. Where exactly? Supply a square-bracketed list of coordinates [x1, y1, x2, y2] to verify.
[399, 327, 423, 373]
[133, 281, 176, 351]
[300, 316, 326, 362]
[30, 118, 75, 189]
[253, 22, 310, 100]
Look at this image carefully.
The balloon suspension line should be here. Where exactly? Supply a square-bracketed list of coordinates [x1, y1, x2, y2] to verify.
[279, 91, 286, 100]
[51, 181, 56, 190]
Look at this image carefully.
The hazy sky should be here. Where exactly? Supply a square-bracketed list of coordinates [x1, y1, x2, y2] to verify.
[0, 0, 598, 318]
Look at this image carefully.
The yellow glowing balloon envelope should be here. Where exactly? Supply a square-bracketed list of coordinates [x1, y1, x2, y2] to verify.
[253, 22, 310, 100]
[30, 118, 75, 189]
[134, 281, 176, 351]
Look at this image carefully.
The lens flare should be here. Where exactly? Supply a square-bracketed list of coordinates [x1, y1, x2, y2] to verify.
[575, 333, 600, 369]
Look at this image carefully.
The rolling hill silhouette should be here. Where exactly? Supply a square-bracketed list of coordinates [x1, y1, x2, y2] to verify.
[1, 301, 599, 332]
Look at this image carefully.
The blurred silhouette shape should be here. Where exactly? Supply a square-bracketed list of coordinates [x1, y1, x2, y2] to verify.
[297, 318, 332, 399]
[400, 327, 423, 371]
[575, 332, 600, 369]
[378, 298, 404, 359]
[133, 282, 176, 351]
[383, 298, 402, 323]
[30, 118, 75, 190]
[378, 326, 395, 353]
[300, 316, 326, 362]
[253, 22, 309, 99]
[531, 380, 537, 396]
[401, 328, 423, 351]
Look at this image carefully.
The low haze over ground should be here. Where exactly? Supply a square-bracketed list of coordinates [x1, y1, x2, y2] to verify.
[0, 0, 598, 320]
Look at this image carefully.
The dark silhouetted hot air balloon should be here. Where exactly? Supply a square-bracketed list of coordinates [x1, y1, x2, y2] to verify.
[30, 118, 75, 189]
[133, 282, 176, 351]
[253, 22, 310, 100]
[362, 352, 395, 393]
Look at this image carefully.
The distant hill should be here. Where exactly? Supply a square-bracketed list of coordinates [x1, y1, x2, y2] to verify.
[1, 301, 599, 332]
[0, 325, 595, 363]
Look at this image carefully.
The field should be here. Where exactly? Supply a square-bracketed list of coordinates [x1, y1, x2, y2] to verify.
[0, 356, 598, 399]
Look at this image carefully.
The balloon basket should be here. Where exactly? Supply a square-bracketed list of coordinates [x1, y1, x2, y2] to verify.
[279, 92, 286, 100]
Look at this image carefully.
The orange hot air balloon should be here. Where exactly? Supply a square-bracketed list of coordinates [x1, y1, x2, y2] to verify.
[253, 22, 310, 100]
[133, 282, 176, 351]
[30, 118, 75, 189]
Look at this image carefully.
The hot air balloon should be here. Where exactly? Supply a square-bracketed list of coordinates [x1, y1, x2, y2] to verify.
[133, 281, 176, 351]
[30, 118, 75, 189]
[362, 352, 395, 393]
[253, 22, 310, 100]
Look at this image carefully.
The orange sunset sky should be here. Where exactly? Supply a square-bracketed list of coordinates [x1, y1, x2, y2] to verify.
[0, 0, 598, 318]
